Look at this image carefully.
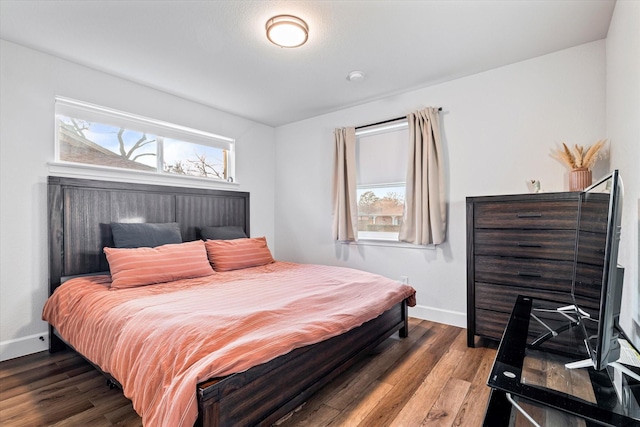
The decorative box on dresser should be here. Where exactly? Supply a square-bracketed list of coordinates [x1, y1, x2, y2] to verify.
[466, 191, 597, 347]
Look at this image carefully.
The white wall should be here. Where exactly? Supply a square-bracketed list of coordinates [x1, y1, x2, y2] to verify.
[606, 0, 640, 349]
[274, 41, 608, 327]
[0, 40, 276, 361]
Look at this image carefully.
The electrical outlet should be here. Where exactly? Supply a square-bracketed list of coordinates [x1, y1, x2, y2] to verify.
[399, 276, 409, 284]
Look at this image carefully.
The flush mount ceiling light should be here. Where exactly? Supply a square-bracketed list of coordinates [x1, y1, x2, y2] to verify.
[266, 15, 309, 48]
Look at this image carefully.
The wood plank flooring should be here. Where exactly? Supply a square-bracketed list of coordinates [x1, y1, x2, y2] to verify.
[0, 319, 497, 426]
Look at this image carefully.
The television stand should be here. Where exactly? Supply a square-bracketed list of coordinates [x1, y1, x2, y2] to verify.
[484, 296, 640, 426]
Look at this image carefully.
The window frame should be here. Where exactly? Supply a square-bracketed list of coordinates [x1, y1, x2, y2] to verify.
[54, 97, 236, 183]
[355, 120, 409, 242]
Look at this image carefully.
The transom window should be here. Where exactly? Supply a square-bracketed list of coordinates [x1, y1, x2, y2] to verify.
[356, 120, 408, 241]
[55, 97, 235, 182]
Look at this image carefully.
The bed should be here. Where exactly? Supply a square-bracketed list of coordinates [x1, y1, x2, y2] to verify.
[45, 176, 415, 427]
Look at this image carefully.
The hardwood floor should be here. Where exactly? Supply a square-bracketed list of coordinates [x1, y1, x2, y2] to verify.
[0, 319, 497, 426]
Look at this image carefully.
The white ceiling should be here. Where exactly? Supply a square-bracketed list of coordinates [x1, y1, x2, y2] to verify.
[0, 0, 616, 127]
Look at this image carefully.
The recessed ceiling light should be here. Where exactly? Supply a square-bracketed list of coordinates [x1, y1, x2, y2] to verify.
[266, 15, 309, 48]
[347, 70, 365, 82]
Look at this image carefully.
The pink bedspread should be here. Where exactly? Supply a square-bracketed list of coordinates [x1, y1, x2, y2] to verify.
[43, 262, 416, 427]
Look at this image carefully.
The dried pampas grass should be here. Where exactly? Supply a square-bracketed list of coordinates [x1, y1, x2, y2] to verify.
[551, 139, 606, 170]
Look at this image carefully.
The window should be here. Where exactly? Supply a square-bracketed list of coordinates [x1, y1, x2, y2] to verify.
[355, 120, 408, 241]
[55, 97, 235, 182]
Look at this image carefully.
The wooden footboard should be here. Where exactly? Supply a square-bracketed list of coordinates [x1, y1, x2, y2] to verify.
[196, 299, 408, 427]
[50, 295, 408, 427]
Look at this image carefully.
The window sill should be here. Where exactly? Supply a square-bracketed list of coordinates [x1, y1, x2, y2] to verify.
[339, 239, 436, 250]
[48, 161, 239, 189]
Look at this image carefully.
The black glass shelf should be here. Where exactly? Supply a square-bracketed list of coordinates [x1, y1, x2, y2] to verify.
[484, 295, 640, 426]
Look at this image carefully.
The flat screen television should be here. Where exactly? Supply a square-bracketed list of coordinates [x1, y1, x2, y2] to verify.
[570, 170, 625, 371]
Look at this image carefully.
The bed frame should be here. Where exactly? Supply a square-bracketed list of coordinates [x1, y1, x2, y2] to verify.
[47, 176, 409, 427]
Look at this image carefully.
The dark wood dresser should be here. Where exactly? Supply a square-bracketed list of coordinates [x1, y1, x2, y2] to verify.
[466, 192, 586, 347]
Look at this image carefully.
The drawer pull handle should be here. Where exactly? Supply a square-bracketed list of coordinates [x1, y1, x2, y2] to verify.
[517, 213, 542, 218]
[518, 271, 542, 277]
[516, 243, 542, 248]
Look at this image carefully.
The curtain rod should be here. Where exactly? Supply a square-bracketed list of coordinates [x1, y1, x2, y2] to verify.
[355, 107, 442, 130]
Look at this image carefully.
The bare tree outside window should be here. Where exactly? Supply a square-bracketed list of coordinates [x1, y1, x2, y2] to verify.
[58, 117, 157, 171]
[162, 139, 227, 180]
[57, 114, 229, 180]
[116, 128, 156, 162]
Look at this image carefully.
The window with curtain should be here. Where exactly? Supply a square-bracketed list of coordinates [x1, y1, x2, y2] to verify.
[355, 120, 409, 241]
[55, 97, 235, 182]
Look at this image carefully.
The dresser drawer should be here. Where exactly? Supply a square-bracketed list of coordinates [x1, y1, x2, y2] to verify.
[475, 282, 598, 314]
[474, 255, 574, 292]
[575, 231, 607, 266]
[474, 200, 577, 230]
[578, 192, 610, 233]
[475, 309, 510, 341]
[476, 306, 588, 349]
[474, 229, 576, 261]
[475, 256, 603, 303]
[475, 282, 574, 313]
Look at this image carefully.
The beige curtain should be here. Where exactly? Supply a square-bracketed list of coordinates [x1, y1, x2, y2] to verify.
[332, 127, 358, 241]
[399, 108, 446, 245]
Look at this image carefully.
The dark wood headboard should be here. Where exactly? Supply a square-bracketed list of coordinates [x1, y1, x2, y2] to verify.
[48, 176, 249, 295]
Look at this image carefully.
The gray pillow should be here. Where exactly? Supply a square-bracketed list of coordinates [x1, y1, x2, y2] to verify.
[199, 225, 247, 241]
[61, 271, 111, 284]
[111, 222, 182, 248]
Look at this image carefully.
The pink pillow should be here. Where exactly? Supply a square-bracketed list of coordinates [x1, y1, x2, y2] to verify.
[205, 237, 274, 272]
[104, 240, 214, 289]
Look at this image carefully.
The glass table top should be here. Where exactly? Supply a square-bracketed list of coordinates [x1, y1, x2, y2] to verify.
[487, 296, 640, 426]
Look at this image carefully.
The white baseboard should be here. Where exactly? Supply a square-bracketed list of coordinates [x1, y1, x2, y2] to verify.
[0, 332, 49, 362]
[408, 304, 466, 329]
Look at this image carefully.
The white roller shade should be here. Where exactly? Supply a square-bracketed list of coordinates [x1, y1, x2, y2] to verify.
[356, 123, 408, 186]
